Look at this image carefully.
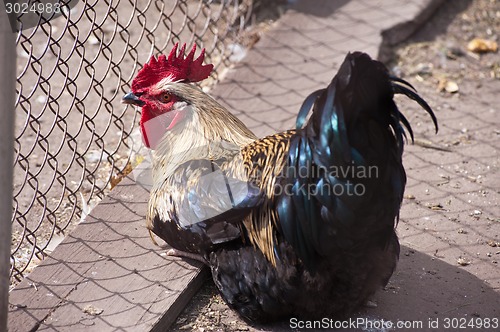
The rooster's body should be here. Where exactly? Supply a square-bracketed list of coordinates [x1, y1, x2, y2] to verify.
[123, 44, 437, 322]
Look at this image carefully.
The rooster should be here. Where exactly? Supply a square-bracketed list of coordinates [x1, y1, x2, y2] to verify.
[122, 43, 437, 322]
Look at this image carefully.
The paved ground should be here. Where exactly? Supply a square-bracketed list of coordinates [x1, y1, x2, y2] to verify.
[171, 0, 499, 331]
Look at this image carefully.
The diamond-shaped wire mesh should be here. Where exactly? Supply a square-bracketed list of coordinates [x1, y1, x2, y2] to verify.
[10, 0, 261, 286]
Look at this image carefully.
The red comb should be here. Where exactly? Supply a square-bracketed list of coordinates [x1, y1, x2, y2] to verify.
[131, 43, 214, 92]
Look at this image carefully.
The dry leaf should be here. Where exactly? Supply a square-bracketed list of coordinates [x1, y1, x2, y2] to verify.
[467, 38, 498, 53]
[83, 305, 103, 316]
[110, 161, 134, 189]
[445, 80, 459, 93]
[457, 257, 471, 266]
[428, 203, 445, 211]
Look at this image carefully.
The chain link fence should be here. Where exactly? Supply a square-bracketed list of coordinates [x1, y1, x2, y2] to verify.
[10, 0, 279, 286]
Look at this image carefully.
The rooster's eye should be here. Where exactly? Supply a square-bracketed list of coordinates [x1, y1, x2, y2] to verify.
[161, 93, 172, 103]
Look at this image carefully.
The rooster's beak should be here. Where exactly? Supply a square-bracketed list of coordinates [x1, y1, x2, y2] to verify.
[122, 92, 145, 107]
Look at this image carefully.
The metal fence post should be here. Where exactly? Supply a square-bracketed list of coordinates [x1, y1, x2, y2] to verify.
[0, 5, 16, 331]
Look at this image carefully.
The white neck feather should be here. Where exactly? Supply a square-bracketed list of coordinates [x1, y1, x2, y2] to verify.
[150, 102, 255, 185]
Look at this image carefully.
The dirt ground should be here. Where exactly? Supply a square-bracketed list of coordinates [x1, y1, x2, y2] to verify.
[169, 0, 499, 331]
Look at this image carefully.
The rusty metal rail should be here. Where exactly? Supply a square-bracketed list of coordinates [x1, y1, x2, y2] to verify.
[1, 5, 16, 330]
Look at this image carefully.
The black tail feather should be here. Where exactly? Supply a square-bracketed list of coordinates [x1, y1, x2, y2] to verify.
[391, 81, 438, 134]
